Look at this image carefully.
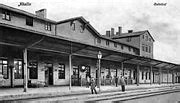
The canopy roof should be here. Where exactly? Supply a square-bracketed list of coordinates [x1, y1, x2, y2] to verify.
[0, 24, 179, 71]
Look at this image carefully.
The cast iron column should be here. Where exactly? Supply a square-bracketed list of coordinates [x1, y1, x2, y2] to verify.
[23, 48, 28, 92]
[136, 65, 140, 86]
[150, 66, 153, 85]
[69, 54, 72, 90]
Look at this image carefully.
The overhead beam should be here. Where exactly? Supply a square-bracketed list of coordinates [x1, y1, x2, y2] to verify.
[25, 36, 45, 48]
[121, 57, 136, 63]
[102, 53, 112, 58]
[152, 62, 162, 66]
[0, 41, 23, 47]
[72, 45, 88, 53]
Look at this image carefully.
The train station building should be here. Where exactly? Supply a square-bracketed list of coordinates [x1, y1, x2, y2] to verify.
[0, 4, 180, 89]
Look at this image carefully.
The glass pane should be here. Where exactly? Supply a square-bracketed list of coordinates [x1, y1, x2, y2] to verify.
[3, 60, 7, 64]
[3, 65, 7, 78]
[0, 64, 2, 74]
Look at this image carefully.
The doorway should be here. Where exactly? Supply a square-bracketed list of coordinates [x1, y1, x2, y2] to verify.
[45, 63, 53, 85]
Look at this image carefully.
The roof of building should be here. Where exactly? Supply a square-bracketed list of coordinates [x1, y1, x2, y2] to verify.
[57, 16, 139, 49]
[111, 30, 155, 42]
[0, 3, 56, 23]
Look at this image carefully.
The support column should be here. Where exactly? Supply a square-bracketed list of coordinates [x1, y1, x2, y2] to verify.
[172, 70, 175, 84]
[69, 54, 72, 90]
[150, 66, 153, 85]
[136, 65, 140, 86]
[167, 69, 169, 84]
[159, 68, 162, 85]
[98, 58, 101, 93]
[23, 48, 28, 92]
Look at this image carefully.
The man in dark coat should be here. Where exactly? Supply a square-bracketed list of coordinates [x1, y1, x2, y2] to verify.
[119, 76, 126, 92]
[90, 77, 97, 94]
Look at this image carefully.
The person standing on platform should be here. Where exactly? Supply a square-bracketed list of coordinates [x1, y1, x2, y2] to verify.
[90, 77, 97, 94]
[115, 76, 118, 87]
[86, 76, 90, 88]
[120, 76, 126, 92]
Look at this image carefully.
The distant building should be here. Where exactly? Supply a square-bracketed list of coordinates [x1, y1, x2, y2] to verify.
[105, 27, 154, 58]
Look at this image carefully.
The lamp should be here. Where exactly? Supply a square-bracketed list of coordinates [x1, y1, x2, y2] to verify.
[98, 51, 102, 59]
[97, 51, 102, 93]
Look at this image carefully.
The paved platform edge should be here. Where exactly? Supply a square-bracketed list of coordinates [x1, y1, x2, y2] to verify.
[0, 84, 179, 101]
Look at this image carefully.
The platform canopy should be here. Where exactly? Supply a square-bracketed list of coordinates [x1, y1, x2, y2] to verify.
[0, 24, 180, 71]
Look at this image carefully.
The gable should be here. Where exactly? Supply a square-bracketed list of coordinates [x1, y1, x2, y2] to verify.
[56, 19, 97, 45]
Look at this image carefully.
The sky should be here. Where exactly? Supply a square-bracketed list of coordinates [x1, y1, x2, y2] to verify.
[1, 0, 180, 64]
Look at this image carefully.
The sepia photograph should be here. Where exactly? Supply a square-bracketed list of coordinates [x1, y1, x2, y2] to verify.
[0, 0, 180, 102]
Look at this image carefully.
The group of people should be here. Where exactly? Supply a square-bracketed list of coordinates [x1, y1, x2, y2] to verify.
[86, 76, 126, 94]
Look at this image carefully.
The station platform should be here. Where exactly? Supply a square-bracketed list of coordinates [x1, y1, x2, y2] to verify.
[0, 83, 179, 101]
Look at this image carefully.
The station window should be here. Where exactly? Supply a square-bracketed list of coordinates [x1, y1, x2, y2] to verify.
[70, 21, 75, 30]
[0, 59, 8, 79]
[45, 22, 51, 31]
[146, 35, 148, 41]
[106, 40, 109, 46]
[145, 46, 148, 52]
[142, 35, 144, 39]
[29, 61, 38, 79]
[126, 37, 131, 42]
[142, 44, 145, 51]
[128, 47, 131, 51]
[121, 45, 124, 50]
[58, 63, 65, 79]
[149, 38, 151, 42]
[97, 38, 101, 44]
[149, 46, 151, 53]
[14, 60, 23, 79]
[2, 10, 11, 21]
[26, 16, 33, 26]
[114, 43, 117, 48]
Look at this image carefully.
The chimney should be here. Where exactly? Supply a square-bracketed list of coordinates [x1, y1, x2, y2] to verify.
[35, 9, 47, 18]
[111, 28, 114, 36]
[128, 30, 133, 33]
[118, 26, 122, 35]
[106, 31, 111, 37]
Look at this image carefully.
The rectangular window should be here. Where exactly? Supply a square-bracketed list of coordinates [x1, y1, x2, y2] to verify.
[121, 45, 124, 50]
[149, 46, 151, 53]
[45, 22, 51, 31]
[14, 60, 23, 79]
[142, 45, 145, 51]
[58, 63, 65, 79]
[127, 37, 131, 42]
[114, 43, 117, 48]
[106, 40, 109, 46]
[142, 71, 144, 80]
[70, 21, 75, 30]
[149, 72, 151, 79]
[26, 16, 33, 26]
[0, 60, 8, 79]
[97, 38, 101, 44]
[2, 10, 11, 21]
[29, 61, 38, 79]
[146, 45, 148, 52]
[146, 35, 148, 41]
[142, 35, 144, 39]
[128, 47, 131, 51]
